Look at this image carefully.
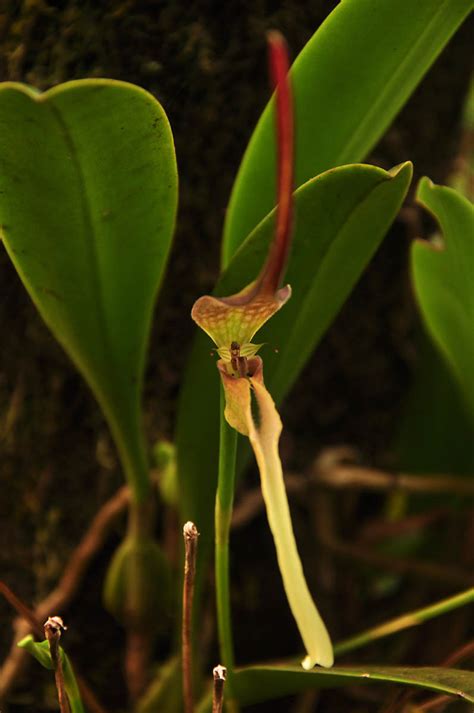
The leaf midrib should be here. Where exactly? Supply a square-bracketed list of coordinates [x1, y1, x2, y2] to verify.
[46, 99, 113, 382]
[235, 664, 474, 702]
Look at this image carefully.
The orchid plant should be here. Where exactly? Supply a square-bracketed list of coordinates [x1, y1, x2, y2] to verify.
[0, 1, 473, 712]
[191, 33, 333, 682]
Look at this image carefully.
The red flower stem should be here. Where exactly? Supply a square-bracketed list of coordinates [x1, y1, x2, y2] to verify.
[261, 30, 294, 293]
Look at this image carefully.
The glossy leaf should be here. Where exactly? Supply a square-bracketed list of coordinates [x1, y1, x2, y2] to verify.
[233, 664, 474, 706]
[412, 178, 474, 421]
[177, 162, 412, 558]
[0, 80, 178, 501]
[223, 0, 472, 265]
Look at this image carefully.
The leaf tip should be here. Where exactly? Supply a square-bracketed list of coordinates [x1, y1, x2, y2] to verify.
[388, 160, 413, 182]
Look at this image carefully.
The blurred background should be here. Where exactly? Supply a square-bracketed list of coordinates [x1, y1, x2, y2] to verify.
[0, 1, 473, 711]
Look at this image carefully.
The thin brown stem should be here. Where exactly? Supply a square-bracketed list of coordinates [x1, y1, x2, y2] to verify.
[124, 498, 158, 702]
[231, 458, 474, 532]
[416, 694, 451, 712]
[212, 665, 227, 713]
[44, 617, 71, 713]
[0, 582, 43, 637]
[442, 638, 474, 666]
[313, 463, 474, 496]
[232, 473, 304, 529]
[381, 639, 474, 713]
[182, 521, 199, 713]
[0, 483, 125, 713]
[318, 529, 474, 586]
[0, 584, 108, 713]
[358, 508, 450, 543]
[125, 630, 154, 703]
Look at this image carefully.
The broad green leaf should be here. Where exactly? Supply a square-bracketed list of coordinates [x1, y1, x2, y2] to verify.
[0, 80, 178, 501]
[18, 636, 84, 713]
[223, 0, 472, 265]
[177, 162, 412, 564]
[412, 178, 474, 421]
[233, 664, 474, 706]
[396, 330, 474, 475]
[450, 77, 474, 201]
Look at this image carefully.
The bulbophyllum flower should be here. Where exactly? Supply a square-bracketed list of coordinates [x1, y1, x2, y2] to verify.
[192, 31, 333, 669]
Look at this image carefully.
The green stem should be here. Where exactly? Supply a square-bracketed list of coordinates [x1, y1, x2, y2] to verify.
[334, 587, 474, 657]
[111, 410, 151, 504]
[215, 388, 238, 710]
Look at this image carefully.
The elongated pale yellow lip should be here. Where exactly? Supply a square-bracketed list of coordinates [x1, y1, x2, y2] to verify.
[219, 359, 334, 668]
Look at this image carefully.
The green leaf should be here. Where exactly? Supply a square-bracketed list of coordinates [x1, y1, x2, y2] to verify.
[177, 161, 412, 561]
[411, 178, 474, 421]
[233, 664, 474, 706]
[18, 636, 85, 713]
[396, 330, 474, 475]
[0, 80, 178, 501]
[333, 587, 474, 658]
[222, 0, 472, 265]
[195, 463, 473, 713]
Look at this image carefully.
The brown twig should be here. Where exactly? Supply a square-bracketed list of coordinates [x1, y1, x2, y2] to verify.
[0, 485, 129, 709]
[232, 459, 474, 584]
[0, 581, 108, 713]
[0, 582, 43, 637]
[413, 694, 451, 712]
[317, 524, 474, 586]
[381, 639, 474, 713]
[182, 521, 199, 713]
[232, 473, 304, 529]
[212, 665, 227, 713]
[44, 617, 71, 713]
[413, 639, 474, 712]
[125, 630, 154, 703]
[358, 507, 450, 543]
[231, 459, 474, 532]
[442, 638, 474, 667]
[313, 463, 474, 496]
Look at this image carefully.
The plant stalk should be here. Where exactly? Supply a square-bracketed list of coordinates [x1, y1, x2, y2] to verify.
[215, 389, 238, 710]
[44, 617, 71, 713]
[334, 586, 474, 657]
[124, 498, 157, 701]
[182, 521, 199, 713]
[212, 665, 227, 713]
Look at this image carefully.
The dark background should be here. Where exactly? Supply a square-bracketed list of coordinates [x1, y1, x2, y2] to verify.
[0, 1, 473, 711]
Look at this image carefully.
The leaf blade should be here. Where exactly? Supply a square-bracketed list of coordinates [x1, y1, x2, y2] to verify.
[0, 79, 178, 499]
[411, 178, 474, 421]
[223, 0, 471, 264]
[233, 664, 474, 706]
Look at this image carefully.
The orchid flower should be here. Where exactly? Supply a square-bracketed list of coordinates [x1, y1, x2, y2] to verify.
[192, 32, 333, 669]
